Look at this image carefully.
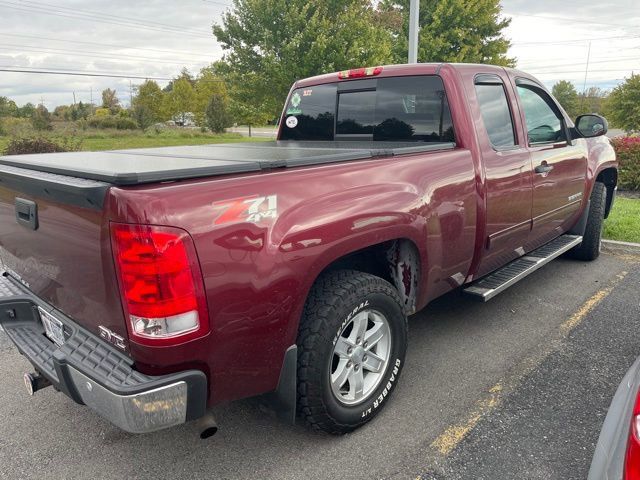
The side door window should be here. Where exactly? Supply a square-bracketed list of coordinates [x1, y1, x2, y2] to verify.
[475, 79, 516, 149]
[516, 85, 566, 145]
[471, 74, 534, 278]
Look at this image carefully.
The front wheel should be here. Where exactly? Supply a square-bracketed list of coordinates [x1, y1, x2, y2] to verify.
[296, 270, 408, 434]
[569, 182, 607, 261]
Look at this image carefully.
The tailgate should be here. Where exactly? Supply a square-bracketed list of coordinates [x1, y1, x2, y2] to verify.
[0, 165, 127, 346]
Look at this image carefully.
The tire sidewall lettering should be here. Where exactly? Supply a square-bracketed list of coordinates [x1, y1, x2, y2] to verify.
[361, 359, 402, 418]
[332, 299, 370, 346]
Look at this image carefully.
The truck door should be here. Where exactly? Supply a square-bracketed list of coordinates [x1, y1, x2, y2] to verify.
[473, 74, 533, 278]
[514, 78, 587, 247]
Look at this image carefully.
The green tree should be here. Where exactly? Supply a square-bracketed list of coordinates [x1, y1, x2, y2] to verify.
[194, 66, 228, 126]
[578, 86, 608, 115]
[213, 0, 394, 118]
[132, 80, 165, 126]
[205, 93, 231, 133]
[17, 102, 36, 118]
[132, 104, 155, 129]
[163, 77, 196, 125]
[606, 74, 640, 132]
[552, 80, 579, 118]
[229, 94, 273, 136]
[0, 96, 18, 117]
[163, 67, 196, 93]
[53, 105, 70, 119]
[31, 104, 52, 131]
[101, 88, 120, 113]
[68, 101, 92, 121]
[379, 0, 514, 65]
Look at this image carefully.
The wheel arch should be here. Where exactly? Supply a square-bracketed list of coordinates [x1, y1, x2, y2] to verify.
[312, 238, 423, 316]
[595, 167, 618, 218]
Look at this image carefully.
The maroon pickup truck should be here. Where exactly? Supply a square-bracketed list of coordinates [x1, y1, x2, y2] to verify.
[0, 63, 617, 436]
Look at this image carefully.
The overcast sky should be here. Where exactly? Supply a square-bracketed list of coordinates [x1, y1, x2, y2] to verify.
[0, 0, 638, 108]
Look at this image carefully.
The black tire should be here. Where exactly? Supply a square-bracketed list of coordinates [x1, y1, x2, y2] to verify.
[296, 270, 408, 434]
[569, 182, 607, 261]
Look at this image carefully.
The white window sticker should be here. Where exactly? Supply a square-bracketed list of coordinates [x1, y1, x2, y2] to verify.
[286, 116, 298, 128]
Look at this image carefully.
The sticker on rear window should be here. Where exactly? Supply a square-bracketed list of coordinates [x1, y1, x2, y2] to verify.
[286, 92, 303, 115]
[285, 116, 298, 128]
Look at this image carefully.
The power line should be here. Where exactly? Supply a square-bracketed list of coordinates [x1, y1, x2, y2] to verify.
[0, 32, 217, 59]
[0, 63, 162, 76]
[6, 0, 213, 35]
[0, 65, 226, 82]
[0, 2, 213, 39]
[511, 34, 640, 46]
[201, 0, 232, 6]
[0, 43, 211, 67]
[0, 67, 175, 81]
[529, 68, 637, 75]
[519, 55, 640, 70]
[506, 12, 640, 30]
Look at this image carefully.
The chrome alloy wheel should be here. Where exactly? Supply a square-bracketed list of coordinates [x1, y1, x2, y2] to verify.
[329, 309, 391, 406]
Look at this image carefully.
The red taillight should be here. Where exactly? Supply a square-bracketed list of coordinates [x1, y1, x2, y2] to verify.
[625, 388, 640, 479]
[338, 66, 383, 79]
[111, 223, 209, 346]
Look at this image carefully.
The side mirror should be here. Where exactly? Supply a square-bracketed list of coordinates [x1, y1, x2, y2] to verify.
[575, 114, 608, 138]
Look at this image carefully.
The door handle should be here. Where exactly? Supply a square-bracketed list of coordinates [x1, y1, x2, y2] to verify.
[534, 163, 554, 174]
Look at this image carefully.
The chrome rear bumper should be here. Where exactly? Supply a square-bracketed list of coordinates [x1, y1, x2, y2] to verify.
[0, 272, 207, 434]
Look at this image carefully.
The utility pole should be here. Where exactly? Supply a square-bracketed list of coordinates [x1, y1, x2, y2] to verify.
[90, 86, 93, 106]
[581, 41, 592, 111]
[72, 91, 76, 106]
[408, 0, 419, 63]
[129, 80, 133, 108]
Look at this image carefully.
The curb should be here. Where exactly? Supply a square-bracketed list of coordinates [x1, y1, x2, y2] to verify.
[602, 239, 640, 255]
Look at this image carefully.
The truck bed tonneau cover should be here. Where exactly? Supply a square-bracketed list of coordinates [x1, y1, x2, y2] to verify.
[0, 141, 455, 186]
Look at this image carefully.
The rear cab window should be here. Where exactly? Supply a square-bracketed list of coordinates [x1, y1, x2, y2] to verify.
[280, 75, 455, 143]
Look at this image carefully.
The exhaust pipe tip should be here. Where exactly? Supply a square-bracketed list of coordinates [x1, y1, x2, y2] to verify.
[23, 372, 51, 395]
[200, 425, 218, 439]
[196, 411, 218, 439]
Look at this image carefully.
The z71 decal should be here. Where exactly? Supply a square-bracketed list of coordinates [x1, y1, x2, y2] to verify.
[214, 195, 278, 225]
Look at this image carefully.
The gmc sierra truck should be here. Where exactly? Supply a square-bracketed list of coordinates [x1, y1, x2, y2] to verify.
[0, 63, 617, 436]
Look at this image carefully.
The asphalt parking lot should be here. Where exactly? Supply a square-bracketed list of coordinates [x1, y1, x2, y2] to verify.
[1, 252, 639, 480]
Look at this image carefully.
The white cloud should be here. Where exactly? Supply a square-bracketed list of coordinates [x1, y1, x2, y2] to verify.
[502, 0, 640, 92]
[0, 0, 638, 108]
[0, 0, 226, 107]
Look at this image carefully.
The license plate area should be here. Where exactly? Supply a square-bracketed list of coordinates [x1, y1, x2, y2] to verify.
[38, 307, 65, 346]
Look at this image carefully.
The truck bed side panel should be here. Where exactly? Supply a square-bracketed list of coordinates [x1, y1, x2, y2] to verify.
[108, 148, 477, 404]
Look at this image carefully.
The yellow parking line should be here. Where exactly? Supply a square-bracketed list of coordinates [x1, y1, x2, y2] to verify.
[429, 270, 629, 457]
[561, 271, 628, 334]
[430, 383, 503, 456]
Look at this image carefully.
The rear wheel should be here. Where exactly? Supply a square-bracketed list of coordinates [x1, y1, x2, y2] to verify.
[296, 270, 407, 434]
[569, 181, 607, 261]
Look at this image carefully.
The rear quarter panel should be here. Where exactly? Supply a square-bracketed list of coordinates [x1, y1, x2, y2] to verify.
[108, 147, 477, 404]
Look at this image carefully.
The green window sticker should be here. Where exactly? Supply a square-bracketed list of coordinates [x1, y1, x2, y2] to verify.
[290, 92, 301, 108]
